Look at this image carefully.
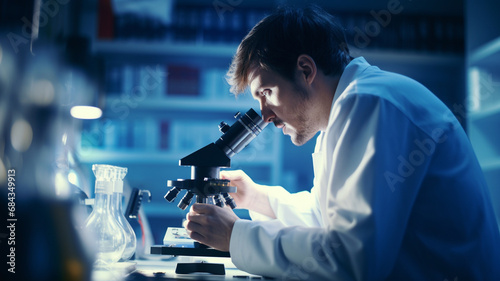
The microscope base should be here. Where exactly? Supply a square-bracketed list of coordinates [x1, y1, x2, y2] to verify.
[175, 262, 225, 275]
[150, 245, 230, 257]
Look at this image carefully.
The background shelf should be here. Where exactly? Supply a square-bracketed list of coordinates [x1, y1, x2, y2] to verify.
[93, 41, 239, 58]
[103, 97, 257, 113]
[468, 103, 500, 121]
[466, 0, 500, 228]
[74, 0, 471, 244]
[351, 48, 464, 66]
[481, 159, 500, 171]
[79, 149, 280, 165]
[468, 36, 500, 67]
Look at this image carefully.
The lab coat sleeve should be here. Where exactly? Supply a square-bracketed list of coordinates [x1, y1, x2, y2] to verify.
[248, 185, 323, 228]
[230, 94, 432, 280]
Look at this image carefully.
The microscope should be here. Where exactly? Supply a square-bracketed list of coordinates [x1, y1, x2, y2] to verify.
[154, 108, 268, 275]
[164, 108, 268, 211]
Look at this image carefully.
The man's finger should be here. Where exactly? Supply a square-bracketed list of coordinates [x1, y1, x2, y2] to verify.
[187, 212, 208, 225]
[190, 231, 207, 245]
[184, 219, 204, 235]
[191, 203, 217, 214]
[220, 170, 243, 181]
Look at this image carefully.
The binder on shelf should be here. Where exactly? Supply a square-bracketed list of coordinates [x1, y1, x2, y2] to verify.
[103, 120, 118, 149]
[145, 118, 160, 150]
[97, 0, 114, 39]
[167, 65, 200, 97]
[122, 64, 135, 99]
[159, 121, 170, 150]
[139, 64, 167, 99]
[105, 64, 123, 95]
[200, 68, 237, 100]
[200, 68, 219, 100]
[132, 119, 147, 150]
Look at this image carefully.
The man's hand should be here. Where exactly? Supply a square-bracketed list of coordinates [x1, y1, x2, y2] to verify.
[220, 170, 258, 209]
[184, 203, 239, 252]
[221, 170, 276, 219]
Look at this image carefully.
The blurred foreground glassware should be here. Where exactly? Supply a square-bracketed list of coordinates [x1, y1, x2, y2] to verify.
[0, 42, 93, 280]
[84, 164, 126, 268]
[110, 166, 137, 261]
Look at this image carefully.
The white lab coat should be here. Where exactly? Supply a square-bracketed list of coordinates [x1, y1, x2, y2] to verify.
[229, 57, 500, 280]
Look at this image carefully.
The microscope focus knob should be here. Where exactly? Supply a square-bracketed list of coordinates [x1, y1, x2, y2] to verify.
[218, 121, 230, 133]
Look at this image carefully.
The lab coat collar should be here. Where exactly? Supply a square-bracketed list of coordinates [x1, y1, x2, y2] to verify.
[327, 57, 372, 129]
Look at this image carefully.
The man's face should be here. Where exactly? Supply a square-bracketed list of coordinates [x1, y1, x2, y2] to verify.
[249, 67, 319, 146]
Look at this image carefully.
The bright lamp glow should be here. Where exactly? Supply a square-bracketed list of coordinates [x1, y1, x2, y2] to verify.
[70, 106, 102, 119]
[68, 171, 78, 186]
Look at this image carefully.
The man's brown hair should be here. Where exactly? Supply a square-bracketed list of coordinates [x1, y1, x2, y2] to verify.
[226, 5, 352, 95]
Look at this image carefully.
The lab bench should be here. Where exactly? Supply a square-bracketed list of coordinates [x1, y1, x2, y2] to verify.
[92, 257, 273, 281]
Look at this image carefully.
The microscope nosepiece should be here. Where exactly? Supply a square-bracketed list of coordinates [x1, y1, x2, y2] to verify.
[164, 186, 181, 202]
[178, 192, 194, 210]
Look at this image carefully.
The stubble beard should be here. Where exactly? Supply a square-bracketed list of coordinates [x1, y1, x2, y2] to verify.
[290, 111, 317, 146]
[287, 85, 319, 146]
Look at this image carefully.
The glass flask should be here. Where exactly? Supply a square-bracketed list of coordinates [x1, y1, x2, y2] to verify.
[84, 164, 126, 267]
[110, 166, 137, 261]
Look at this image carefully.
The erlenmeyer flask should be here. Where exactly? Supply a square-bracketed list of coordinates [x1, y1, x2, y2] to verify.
[84, 164, 126, 267]
[110, 166, 137, 261]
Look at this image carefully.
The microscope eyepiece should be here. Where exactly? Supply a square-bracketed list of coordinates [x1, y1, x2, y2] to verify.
[215, 108, 268, 158]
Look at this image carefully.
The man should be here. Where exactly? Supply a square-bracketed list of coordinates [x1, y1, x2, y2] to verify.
[184, 5, 500, 280]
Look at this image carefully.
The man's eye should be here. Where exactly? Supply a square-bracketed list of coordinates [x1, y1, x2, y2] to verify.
[261, 90, 271, 97]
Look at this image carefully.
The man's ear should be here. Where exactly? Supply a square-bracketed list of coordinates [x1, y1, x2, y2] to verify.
[296, 54, 317, 86]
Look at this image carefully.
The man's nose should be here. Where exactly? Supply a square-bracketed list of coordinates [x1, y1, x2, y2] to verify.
[261, 106, 276, 123]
